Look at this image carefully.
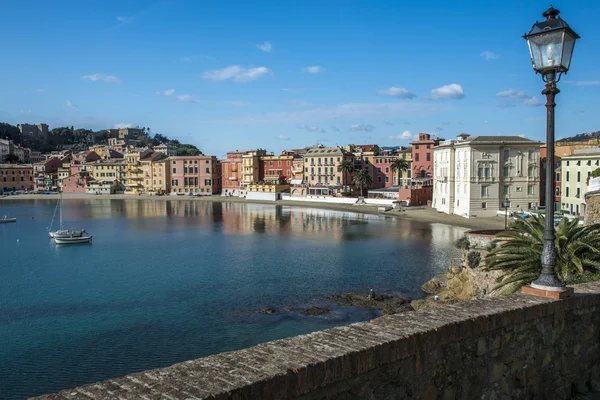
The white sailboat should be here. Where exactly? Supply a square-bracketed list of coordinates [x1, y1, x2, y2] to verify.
[48, 193, 86, 239]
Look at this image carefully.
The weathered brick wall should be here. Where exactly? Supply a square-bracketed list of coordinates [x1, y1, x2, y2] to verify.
[34, 282, 600, 400]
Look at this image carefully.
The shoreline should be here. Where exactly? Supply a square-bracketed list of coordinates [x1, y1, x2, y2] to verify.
[2, 192, 505, 230]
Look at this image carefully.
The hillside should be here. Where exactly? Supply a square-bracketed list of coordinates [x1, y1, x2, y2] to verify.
[0, 123, 202, 155]
[557, 130, 600, 143]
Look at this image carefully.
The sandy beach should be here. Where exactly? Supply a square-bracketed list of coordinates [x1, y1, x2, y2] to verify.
[2, 193, 506, 230]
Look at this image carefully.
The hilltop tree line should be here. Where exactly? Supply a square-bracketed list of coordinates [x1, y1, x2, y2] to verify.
[557, 130, 600, 143]
[0, 122, 201, 155]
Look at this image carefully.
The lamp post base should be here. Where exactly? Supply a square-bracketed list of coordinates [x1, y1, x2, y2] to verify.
[522, 285, 573, 299]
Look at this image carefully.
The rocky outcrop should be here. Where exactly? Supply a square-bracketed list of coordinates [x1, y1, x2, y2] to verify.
[585, 178, 600, 225]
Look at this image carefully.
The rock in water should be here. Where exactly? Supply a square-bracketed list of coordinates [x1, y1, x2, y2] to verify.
[257, 307, 276, 314]
[300, 307, 330, 316]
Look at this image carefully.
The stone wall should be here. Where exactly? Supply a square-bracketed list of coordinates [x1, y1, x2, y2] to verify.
[34, 282, 600, 400]
[585, 190, 600, 225]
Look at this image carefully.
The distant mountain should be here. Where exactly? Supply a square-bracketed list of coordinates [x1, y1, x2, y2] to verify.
[557, 131, 600, 143]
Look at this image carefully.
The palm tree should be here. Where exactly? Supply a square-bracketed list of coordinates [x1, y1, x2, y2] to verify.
[485, 215, 600, 293]
[353, 168, 373, 197]
[338, 159, 354, 193]
[390, 157, 410, 187]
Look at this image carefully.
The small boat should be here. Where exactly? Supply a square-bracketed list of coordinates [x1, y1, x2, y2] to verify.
[48, 193, 88, 239]
[0, 216, 16, 223]
[54, 235, 92, 245]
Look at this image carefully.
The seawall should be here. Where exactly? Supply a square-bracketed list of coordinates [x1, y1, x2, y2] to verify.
[34, 281, 600, 399]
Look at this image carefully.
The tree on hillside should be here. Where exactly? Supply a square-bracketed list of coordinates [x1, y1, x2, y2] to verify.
[176, 144, 202, 156]
[3, 154, 20, 163]
[353, 168, 372, 197]
[338, 159, 354, 192]
[485, 215, 600, 293]
[391, 157, 410, 187]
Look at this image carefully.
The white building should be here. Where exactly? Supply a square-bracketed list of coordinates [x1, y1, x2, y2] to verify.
[560, 148, 600, 218]
[433, 134, 542, 218]
[154, 143, 177, 157]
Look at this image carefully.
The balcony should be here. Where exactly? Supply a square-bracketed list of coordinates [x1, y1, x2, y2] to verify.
[229, 177, 238, 181]
[291, 167, 303, 173]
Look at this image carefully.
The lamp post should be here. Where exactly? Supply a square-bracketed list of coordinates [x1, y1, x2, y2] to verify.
[502, 198, 509, 230]
[524, 5, 579, 291]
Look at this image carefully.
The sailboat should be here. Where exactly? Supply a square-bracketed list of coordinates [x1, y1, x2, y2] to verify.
[48, 193, 86, 239]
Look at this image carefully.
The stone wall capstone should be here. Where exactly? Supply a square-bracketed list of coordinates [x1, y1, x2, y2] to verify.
[33, 282, 600, 400]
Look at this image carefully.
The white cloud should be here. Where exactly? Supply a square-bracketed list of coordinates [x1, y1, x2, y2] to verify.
[350, 124, 375, 132]
[523, 97, 542, 107]
[389, 130, 414, 140]
[114, 123, 132, 129]
[256, 41, 272, 52]
[303, 66, 325, 74]
[576, 81, 600, 86]
[81, 74, 121, 84]
[518, 134, 526, 138]
[429, 84, 465, 100]
[65, 100, 77, 109]
[378, 87, 416, 99]
[496, 89, 541, 107]
[480, 51, 501, 60]
[297, 124, 325, 133]
[275, 135, 290, 140]
[176, 95, 197, 103]
[202, 65, 272, 82]
[156, 89, 175, 96]
[36, 88, 45, 93]
[496, 89, 529, 99]
[116, 16, 133, 23]
[215, 102, 449, 125]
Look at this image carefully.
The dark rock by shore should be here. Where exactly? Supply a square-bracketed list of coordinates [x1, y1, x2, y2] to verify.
[300, 306, 330, 316]
[330, 292, 411, 315]
[257, 307, 276, 314]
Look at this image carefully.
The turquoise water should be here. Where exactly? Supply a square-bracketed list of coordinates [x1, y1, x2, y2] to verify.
[0, 198, 465, 399]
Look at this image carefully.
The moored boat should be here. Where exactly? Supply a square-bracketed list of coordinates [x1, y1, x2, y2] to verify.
[0, 216, 16, 223]
[48, 192, 88, 239]
[54, 235, 92, 245]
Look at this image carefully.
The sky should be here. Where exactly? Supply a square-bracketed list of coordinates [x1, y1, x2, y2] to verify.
[1, 0, 599, 157]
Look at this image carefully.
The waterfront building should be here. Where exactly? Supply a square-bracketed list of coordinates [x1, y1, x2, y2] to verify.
[346, 144, 383, 190]
[0, 139, 9, 161]
[140, 152, 169, 193]
[397, 147, 413, 187]
[83, 159, 128, 193]
[290, 157, 305, 185]
[169, 155, 221, 195]
[372, 148, 411, 188]
[29, 150, 44, 164]
[0, 163, 33, 192]
[241, 150, 267, 193]
[124, 148, 152, 194]
[303, 146, 354, 196]
[560, 148, 600, 218]
[261, 150, 295, 184]
[397, 133, 439, 205]
[0, 139, 29, 163]
[433, 134, 542, 218]
[17, 123, 49, 143]
[33, 157, 64, 191]
[221, 151, 244, 197]
[246, 183, 291, 201]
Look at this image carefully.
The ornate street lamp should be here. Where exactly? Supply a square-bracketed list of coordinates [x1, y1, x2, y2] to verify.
[502, 198, 510, 231]
[524, 5, 579, 291]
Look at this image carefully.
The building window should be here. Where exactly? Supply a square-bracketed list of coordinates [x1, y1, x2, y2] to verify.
[556, 173, 560, 181]
[172, 168, 176, 173]
[426, 153, 431, 162]
[478, 166, 484, 177]
[503, 149, 509, 159]
[527, 185, 534, 195]
[485, 166, 491, 177]
[377, 167, 382, 173]
[503, 166, 509, 176]
[503, 185, 510, 196]
[566, 187, 569, 197]
[567, 161, 570, 166]
[378, 176, 382, 183]
[481, 185, 488, 197]
[385, 176, 389, 183]
[426, 144, 431, 149]
[577, 171, 581, 182]
[566, 172, 570, 181]
[415, 153, 420, 162]
[415, 145, 419, 149]
[577, 188, 581, 197]
[556, 187, 560, 196]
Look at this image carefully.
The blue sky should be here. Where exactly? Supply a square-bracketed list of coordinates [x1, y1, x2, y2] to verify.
[1, 0, 599, 157]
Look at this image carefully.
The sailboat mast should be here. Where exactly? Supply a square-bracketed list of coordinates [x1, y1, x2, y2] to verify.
[59, 192, 63, 230]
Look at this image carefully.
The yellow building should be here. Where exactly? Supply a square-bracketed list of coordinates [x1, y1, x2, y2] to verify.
[241, 150, 266, 191]
[397, 147, 413, 187]
[555, 139, 600, 157]
[140, 152, 169, 193]
[83, 159, 128, 191]
[124, 149, 152, 194]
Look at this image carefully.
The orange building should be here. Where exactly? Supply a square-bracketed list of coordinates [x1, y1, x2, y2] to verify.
[221, 151, 245, 197]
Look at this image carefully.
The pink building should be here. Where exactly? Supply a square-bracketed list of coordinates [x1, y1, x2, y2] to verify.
[61, 171, 92, 193]
[398, 133, 441, 206]
[169, 155, 222, 195]
[221, 151, 245, 196]
[34, 157, 64, 191]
